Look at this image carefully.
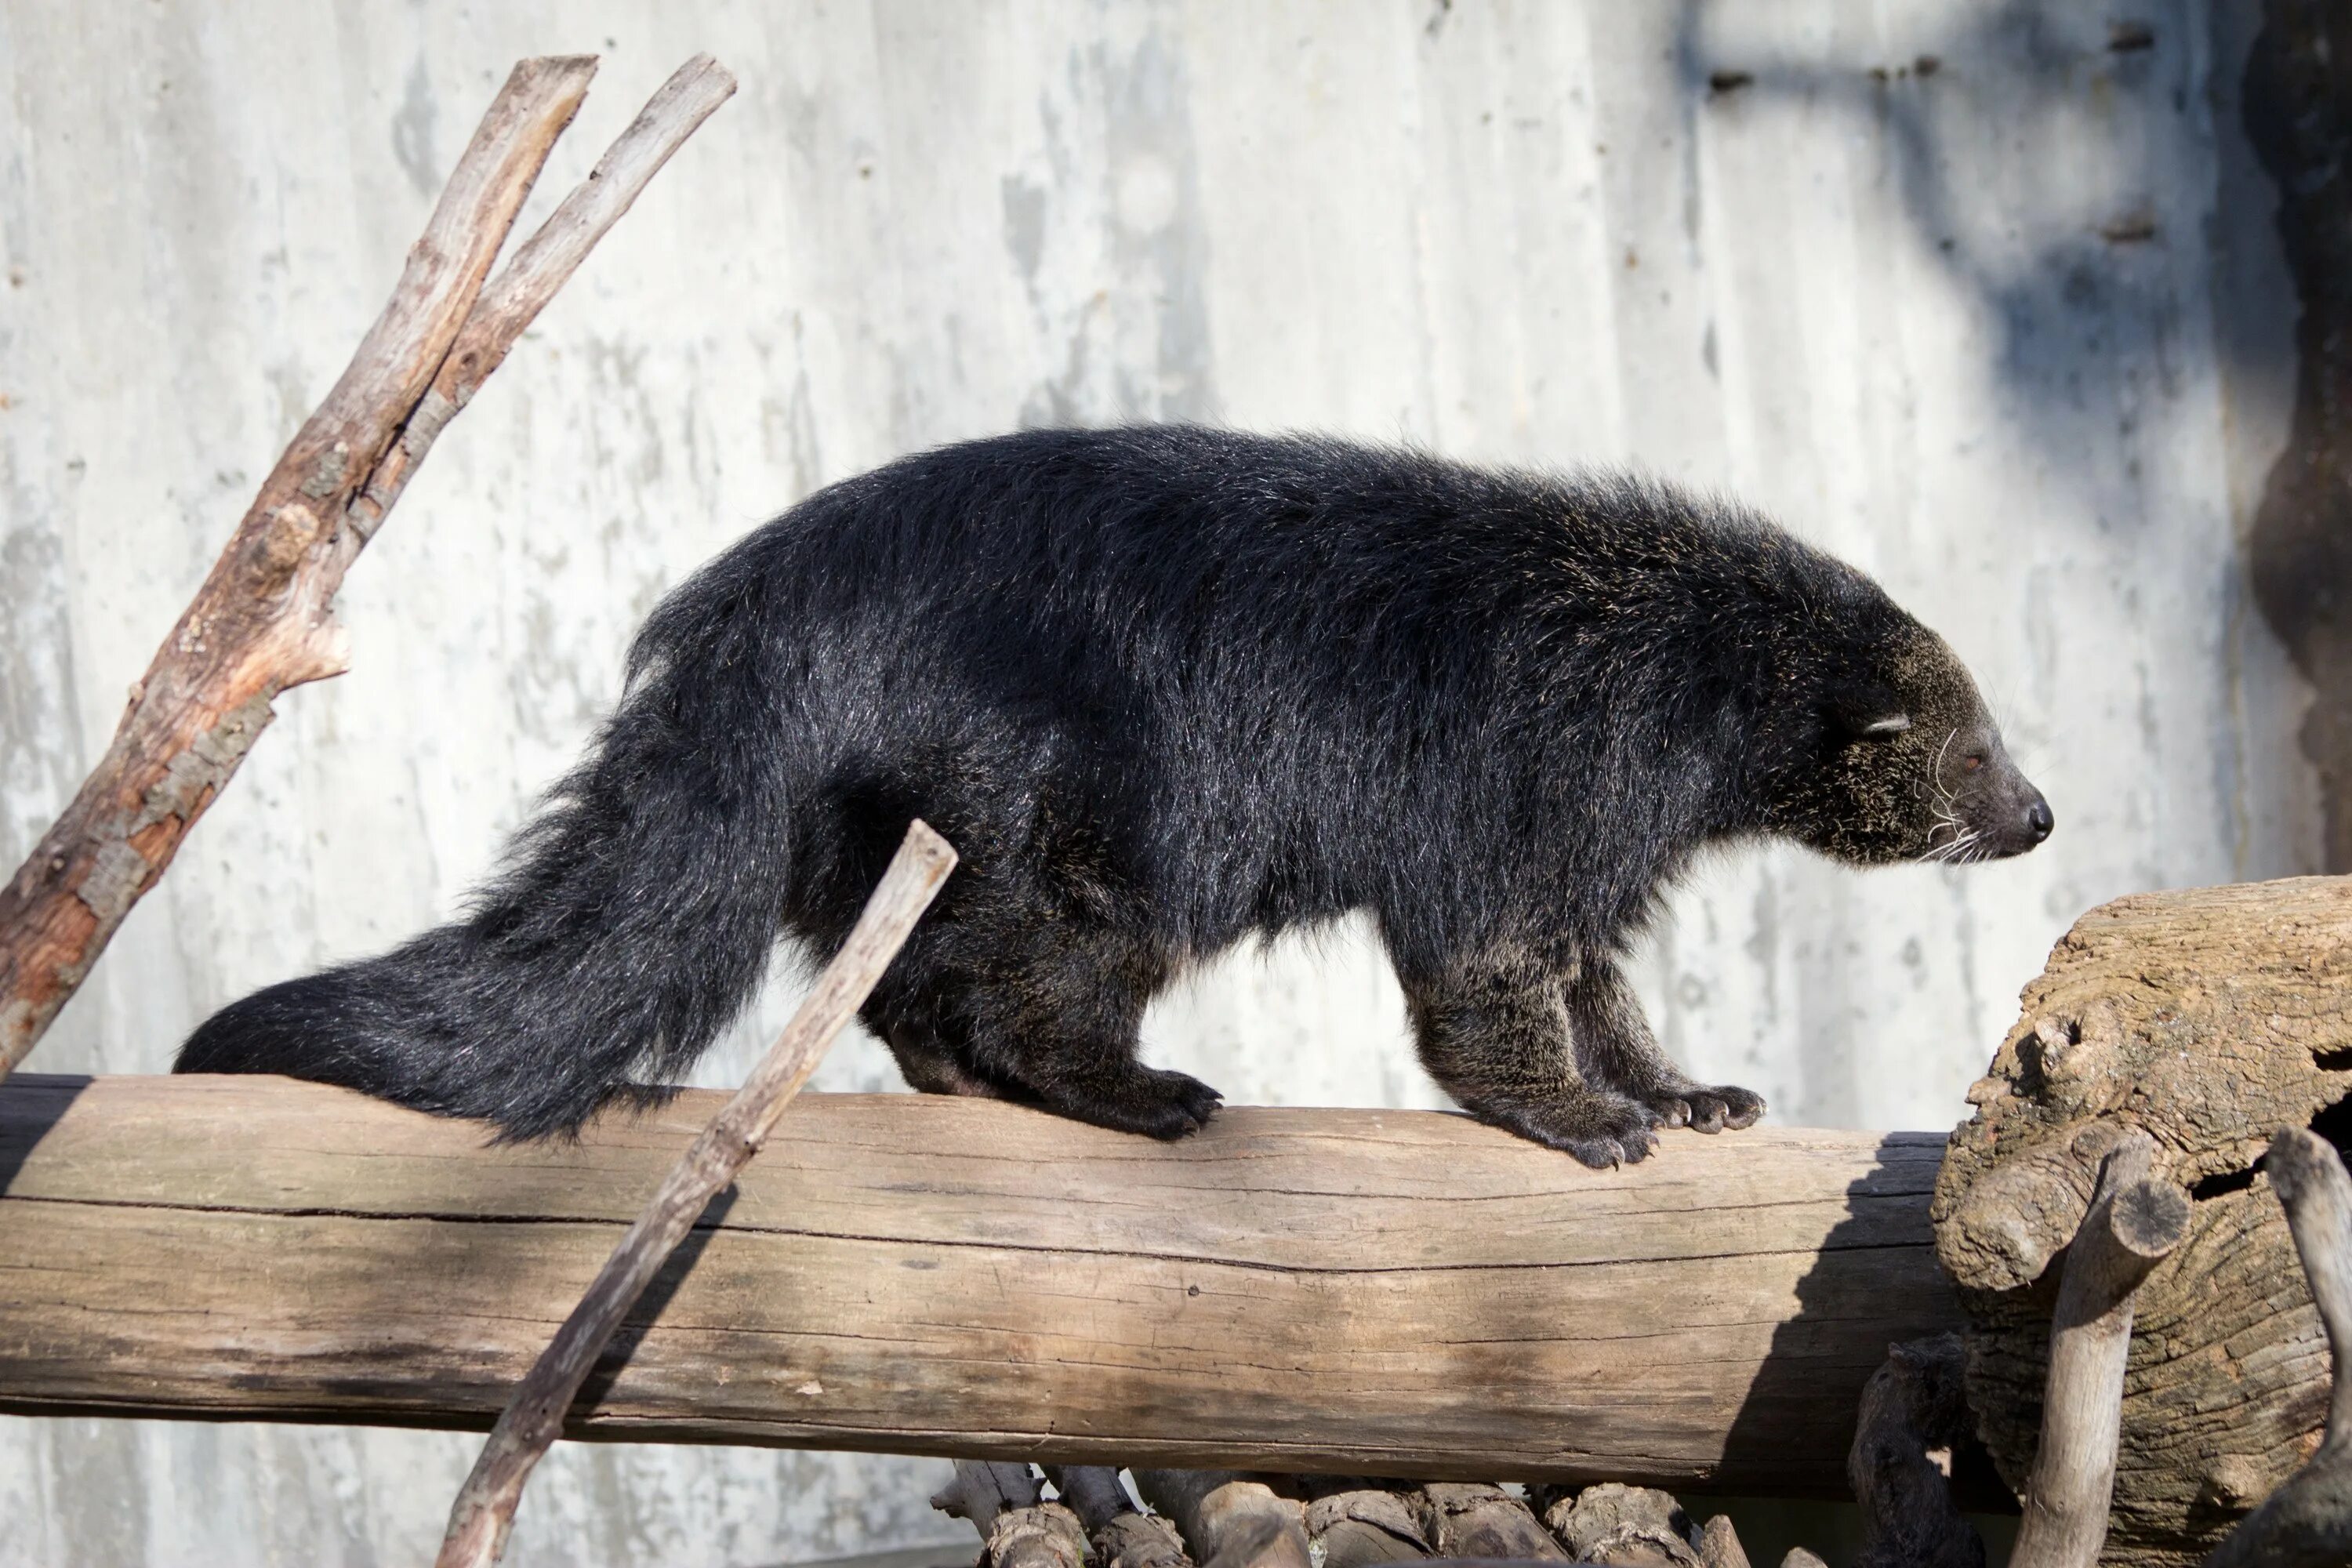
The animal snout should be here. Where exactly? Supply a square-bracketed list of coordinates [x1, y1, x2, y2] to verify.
[2025, 795, 2053, 844]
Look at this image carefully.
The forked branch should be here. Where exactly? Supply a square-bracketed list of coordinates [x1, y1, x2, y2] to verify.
[0, 53, 735, 1080]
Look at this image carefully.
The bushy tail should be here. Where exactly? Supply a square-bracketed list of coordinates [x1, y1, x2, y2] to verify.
[179, 565, 796, 1138]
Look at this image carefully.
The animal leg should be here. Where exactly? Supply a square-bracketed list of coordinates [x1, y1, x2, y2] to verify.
[864, 896, 1218, 1139]
[1398, 948, 1658, 1168]
[1565, 953, 1764, 1134]
[968, 929, 1221, 1139]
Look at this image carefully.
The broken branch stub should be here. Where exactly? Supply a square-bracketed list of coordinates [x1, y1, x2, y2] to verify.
[2009, 1134, 2190, 1568]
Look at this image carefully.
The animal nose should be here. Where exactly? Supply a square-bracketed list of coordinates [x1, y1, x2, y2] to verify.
[2025, 797, 2053, 843]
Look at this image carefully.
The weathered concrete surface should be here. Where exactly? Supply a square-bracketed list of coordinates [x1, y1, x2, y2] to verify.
[0, 2, 2317, 1564]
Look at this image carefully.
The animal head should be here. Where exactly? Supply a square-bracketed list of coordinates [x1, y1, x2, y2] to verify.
[1755, 604, 2052, 868]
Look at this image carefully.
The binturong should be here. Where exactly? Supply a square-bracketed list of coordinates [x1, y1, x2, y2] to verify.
[179, 426, 2053, 1168]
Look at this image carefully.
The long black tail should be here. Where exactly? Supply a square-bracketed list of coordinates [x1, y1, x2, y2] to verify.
[178, 557, 796, 1138]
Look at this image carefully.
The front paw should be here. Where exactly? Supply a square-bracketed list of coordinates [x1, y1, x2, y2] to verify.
[1640, 1083, 1766, 1134]
[1483, 1091, 1661, 1170]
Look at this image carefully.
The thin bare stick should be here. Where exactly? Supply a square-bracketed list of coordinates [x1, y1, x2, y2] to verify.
[349, 53, 737, 538]
[2009, 1130, 2191, 1568]
[2203, 1127, 2352, 1568]
[0, 55, 600, 1080]
[434, 821, 957, 1568]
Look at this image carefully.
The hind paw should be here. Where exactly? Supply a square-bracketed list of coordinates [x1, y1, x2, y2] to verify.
[1639, 1082, 1766, 1134]
[1049, 1064, 1225, 1141]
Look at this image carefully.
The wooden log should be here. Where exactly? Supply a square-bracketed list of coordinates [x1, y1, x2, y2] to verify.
[436, 819, 954, 1567]
[0, 1075, 1960, 1493]
[1931, 875, 2352, 1564]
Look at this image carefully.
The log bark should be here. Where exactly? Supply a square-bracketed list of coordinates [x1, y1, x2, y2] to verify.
[935, 1461, 1091, 1568]
[2201, 1128, 2352, 1568]
[0, 1080, 1958, 1493]
[1931, 875, 2352, 1564]
[1421, 1484, 1564, 1561]
[0, 52, 735, 1081]
[434, 819, 954, 1568]
[1535, 1483, 1698, 1564]
[1131, 1472, 1310, 1568]
[1044, 1467, 1193, 1568]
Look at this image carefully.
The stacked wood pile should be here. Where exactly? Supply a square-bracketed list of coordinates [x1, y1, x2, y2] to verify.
[935, 1461, 1777, 1568]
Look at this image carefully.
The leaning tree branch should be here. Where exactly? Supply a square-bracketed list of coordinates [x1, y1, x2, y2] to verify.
[2009, 1130, 2191, 1568]
[434, 821, 956, 1568]
[0, 51, 735, 1080]
[2202, 1127, 2352, 1568]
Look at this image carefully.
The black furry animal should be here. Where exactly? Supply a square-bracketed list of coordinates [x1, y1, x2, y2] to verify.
[180, 426, 2052, 1168]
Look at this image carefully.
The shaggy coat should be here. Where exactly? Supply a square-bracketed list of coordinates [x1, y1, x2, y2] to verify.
[180, 426, 2051, 1167]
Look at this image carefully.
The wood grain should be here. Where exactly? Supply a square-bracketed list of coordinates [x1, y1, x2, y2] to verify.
[0, 1073, 1957, 1493]
[1933, 875, 2352, 1564]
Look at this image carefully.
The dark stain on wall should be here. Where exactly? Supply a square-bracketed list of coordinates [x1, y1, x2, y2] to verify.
[2246, 0, 2352, 869]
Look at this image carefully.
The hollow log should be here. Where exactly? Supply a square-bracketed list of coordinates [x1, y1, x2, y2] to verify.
[1931, 875, 2352, 1566]
[0, 1073, 1958, 1491]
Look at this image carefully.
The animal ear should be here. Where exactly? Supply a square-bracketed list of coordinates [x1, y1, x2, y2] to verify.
[1826, 680, 1910, 740]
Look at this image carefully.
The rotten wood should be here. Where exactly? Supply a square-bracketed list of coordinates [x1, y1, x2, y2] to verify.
[1848, 1336, 1983, 1568]
[1306, 1489, 1432, 1566]
[1425, 1484, 1565, 1561]
[434, 819, 957, 1568]
[1932, 875, 2352, 1563]
[1535, 1484, 1697, 1565]
[0, 1083, 1958, 1492]
[0, 50, 737, 1081]
[2202, 1128, 2352, 1568]
[1045, 1467, 1192, 1568]
[1132, 1472, 1310, 1568]
[2007, 1134, 2190, 1568]
[935, 1461, 1090, 1568]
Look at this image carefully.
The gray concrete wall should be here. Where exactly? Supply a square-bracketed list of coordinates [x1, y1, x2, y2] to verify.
[0, 2, 2314, 1563]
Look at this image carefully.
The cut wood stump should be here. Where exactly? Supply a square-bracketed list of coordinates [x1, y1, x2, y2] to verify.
[1932, 875, 2352, 1566]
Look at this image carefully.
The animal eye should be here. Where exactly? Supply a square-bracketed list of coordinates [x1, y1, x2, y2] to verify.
[1962, 753, 1985, 773]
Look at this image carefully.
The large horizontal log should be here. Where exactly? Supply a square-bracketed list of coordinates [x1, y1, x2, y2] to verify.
[0, 1073, 1958, 1494]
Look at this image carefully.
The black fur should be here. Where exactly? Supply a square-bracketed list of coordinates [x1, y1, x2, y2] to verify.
[179, 426, 2050, 1167]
